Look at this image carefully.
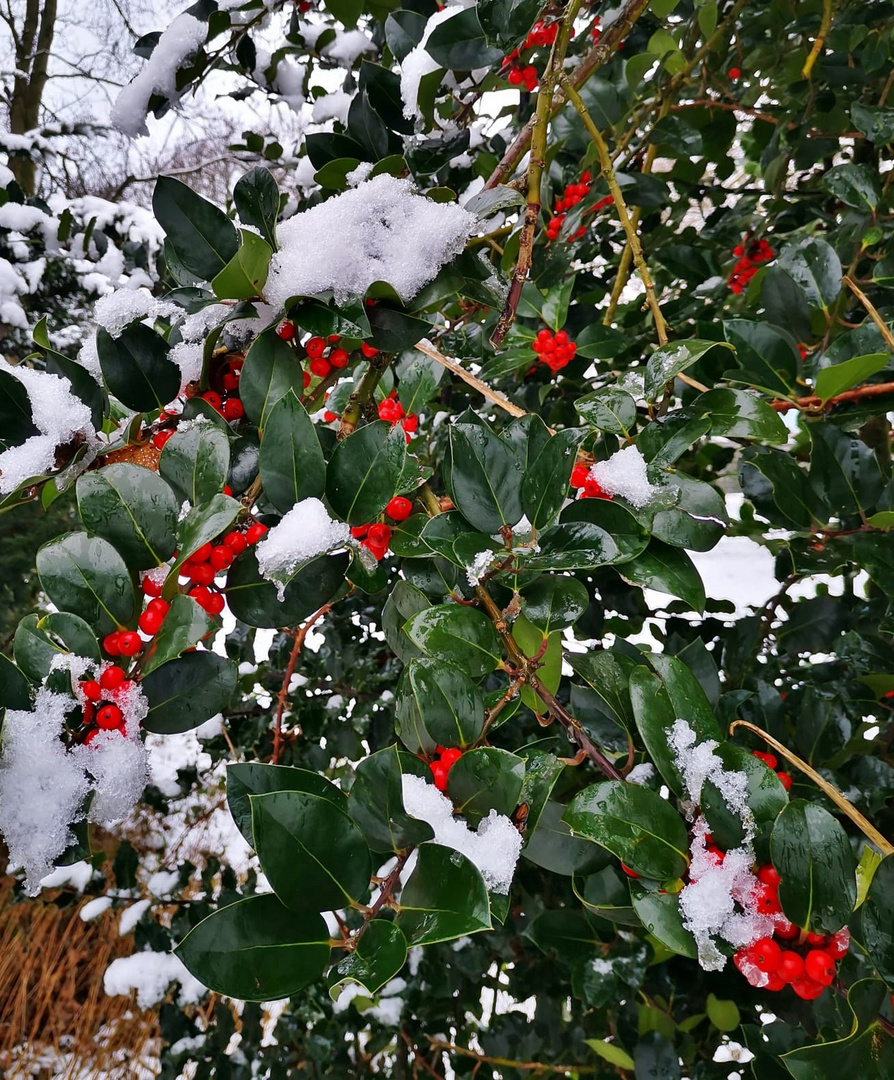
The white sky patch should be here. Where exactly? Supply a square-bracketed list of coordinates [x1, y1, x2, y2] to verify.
[265, 174, 474, 307]
[401, 774, 522, 894]
[111, 13, 208, 137]
[0, 363, 96, 494]
[588, 445, 659, 508]
[255, 498, 351, 598]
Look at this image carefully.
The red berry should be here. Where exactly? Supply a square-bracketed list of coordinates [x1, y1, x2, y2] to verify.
[327, 334, 340, 344]
[189, 563, 215, 587]
[351, 524, 370, 539]
[309, 357, 331, 379]
[329, 348, 349, 368]
[222, 372, 240, 392]
[96, 704, 124, 731]
[361, 342, 379, 358]
[147, 598, 170, 617]
[828, 929, 850, 958]
[323, 410, 339, 423]
[363, 539, 387, 561]
[401, 415, 418, 434]
[778, 950, 805, 983]
[223, 485, 233, 497]
[192, 543, 213, 564]
[750, 937, 782, 973]
[102, 632, 121, 656]
[755, 883, 781, 915]
[806, 932, 827, 945]
[367, 523, 392, 548]
[142, 576, 163, 597]
[222, 398, 244, 421]
[245, 522, 268, 545]
[100, 665, 126, 691]
[430, 761, 448, 791]
[777, 771, 793, 790]
[202, 391, 222, 411]
[758, 864, 781, 887]
[765, 972, 786, 992]
[303, 370, 311, 389]
[305, 336, 325, 358]
[620, 863, 640, 878]
[570, 464, 590, 488]
[118, 631, 142, 657]
[205, 591, 225, 616]
[385, 496, 412, 521]
[752, 750, 777, 769]
[138, 609, 165, 635]
[804, 949, 835, 985]
[441, 748, 462, 767]
[276, 320, 295, 341]
[153, 430, 173, 450]
[189, 586, 212, 609]
[792, 977, 826, 1000]
[775, 918, 798, 939]
[224, 531, 249, 555]
[210, 545, 235, 571]
[729, 66, 741, 79]
[81, 680, 102, 702]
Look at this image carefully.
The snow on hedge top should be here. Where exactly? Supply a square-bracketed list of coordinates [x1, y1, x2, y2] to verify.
[0, 363, 96, 495]
[265, 174, 474, 307]
[112, 14, 207, 137]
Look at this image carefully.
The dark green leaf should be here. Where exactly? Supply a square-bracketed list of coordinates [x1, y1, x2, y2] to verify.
[403, 605, 501, 679]
[526, 498, 649, 571]
[814, 353, 889, 403]
[328, 920, 408, 997]
[381, 578, 430, 661]
[863, 855, 894, 989]
[326, 421, 406, 525]
[97, 325, 181, 412]
[424, 7, 503, 69]
[630, 882, 697, 958]
[159, 422, 230, 506]
[211, 230, 271, 301]
[153, 175, 240, 281]
[141, 593, 215, 676]
[634, 1032, 681, 1080]
[227, 762, 345, 847]
[226, 550, 349, 629]
[568, 650, 638, 731]
[723, 320, 799, 397]
[0, 369, 38, 450]
[37, 534, 135, 635]
[174, 894, 329, 1001]
[575, 387, 637, 435]
[447, 747, 525, 827]
[240, 327, 309, 428]
[259, 390, 326, 512]
[446, 421, 523, 534]
[141, 651, 237, 733]
[396, 844, 491, 944]
[522, 427, 587, 529]
[520, 575, 589, 634]
[395, 658, 486, 755]
[77, 464, 178, 570]
[234, 166, 280, 249]
[618, 540, 706, 612]
[0, 652, 32, 709]
[524, 801, 612, 876]
[777, 237, 842, 311]
[347, 745, 434, 853]
[701, 743, 788, 852]
[644, 340, 732, 403]
[692, 388, 788, 442]
[822, 163, 881, 210]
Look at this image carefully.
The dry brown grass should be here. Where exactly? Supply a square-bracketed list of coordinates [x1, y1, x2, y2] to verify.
[0, 874, 158, 1079]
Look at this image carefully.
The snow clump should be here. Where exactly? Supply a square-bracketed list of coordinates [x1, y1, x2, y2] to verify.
[668, 719, 775, 973]
[400, 1, 473, 120]
[401, 774, 522, 893]
[256, 498, 351, 599]
[112, 14, 208, 137]
[588, 445, 658, 508]
[265, 174, 474, 307]
[93, 286, 179, 338]
[104, 952, 207, 1009]
[0, 363, 96, 494]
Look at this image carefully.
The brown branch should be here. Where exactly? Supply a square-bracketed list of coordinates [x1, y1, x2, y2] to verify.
[770, 381, 894, 412]
[354, 850, 411, 945]
[485, 0, 651, 190]
[271, 603, 332, 764]
[427, 1038, 598, 1075]
[473, 584, 622, 781]
[843, 277, 894, 351]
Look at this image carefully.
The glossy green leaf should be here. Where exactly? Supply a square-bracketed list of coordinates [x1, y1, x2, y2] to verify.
[326, 421, 407, 525]
[174, 894, 329, 1002]
[618, 540, 706, 612]
[526, 498, 649, 571]
[140, 594, 214, 675]
[159, 422, 230, 506]
[381, 578, 430, 661]
[770, 800, 857, 934]
[634, 1032, 681, 1080]
[259, 390, 326, 512]
[250, 790, 372, 911]
[701, 743, 788, 852]
[424, 6, 503, 69]
[14, 614, 62, 683]
[212, 230, 271, 301]
[706, 993, 741, 1033]
[37, 533, 135, 635]
[240, 327, 308, 428]
[568, 650, 638, 731]
[154, 175, 240, 282]
[629, 881, 697, 958]
[97, 325, 181, 412]
[77, 464, 178, 570]
[404, 605, 501, 679]
[328, 920, 408, 997]
[564, 781, 689, 880]
[523, 908, 606, 964]
[476, 0, 540, 49]
[575, 386, 637, 435]
[227, 762, 345, 847]
[226, 549, 349, 629]
[814, 353, 889, 403]
[446, 420, 523, 534]
[524, 801, 612, 876]
[520, 574, 589, 634]
[573, 866, 638, 924]
[693, 388, 788, 442]
[0, 369, 38, 450]
[395, 657, 486, 755]
[586, 1040, 635, 1071]
[778, 237, 842, 311]
[739, 446, 820, 530]
[723, 320, 799, 397]
[233, 166, 280, 249]
[0, 652, 33, 709]
[823, 163, 881, 210]
[446, 747, 525, 827]
[396, 843, 491, 945]
[522, 427, 587, 529]
[863, 855, 894, 989]
[516, 747, 564, 839]
[141, 651, 237, 733]
[41, 611, 101, 662]
[347, 745, 434, 853]
[644, 339, 732, 402]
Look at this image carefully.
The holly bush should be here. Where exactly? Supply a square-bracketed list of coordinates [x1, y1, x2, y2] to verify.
[2, 0, 894, 1077]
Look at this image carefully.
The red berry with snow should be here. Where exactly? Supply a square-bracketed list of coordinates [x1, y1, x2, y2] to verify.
[276, 321, 295, 341]
[153, 430, 173, 450]
[100, 665, 126, 691]
[81, 680, 102, 702]
[96, 703, 124, 730]
[142, 576, 163, 597]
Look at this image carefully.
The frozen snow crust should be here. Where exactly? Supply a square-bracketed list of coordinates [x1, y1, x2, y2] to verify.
[265, 174, 475, 307]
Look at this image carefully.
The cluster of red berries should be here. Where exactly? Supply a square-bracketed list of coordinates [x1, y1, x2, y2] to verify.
[197, 353, 245, 422]
[728, 238, 775, 294]
[349, 496, 413, 561]
[378, 391, 419, 440]
[734, 863, 850, 999]
[570, 463, 613, 500]
[176, 523, 268, 615]
[503, 21, 559, 90]
[531, 329, 577, 373]
[546, 171, 591, 242]
[752, 749, 792, 791]
[79, 665, 134, 743]
[429, 745, 462, 792]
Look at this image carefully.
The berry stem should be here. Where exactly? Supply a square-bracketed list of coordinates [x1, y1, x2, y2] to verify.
[729, 719, 894, 856]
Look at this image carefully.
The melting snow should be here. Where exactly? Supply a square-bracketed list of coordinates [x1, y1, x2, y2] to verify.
[588, 445, 658, 508]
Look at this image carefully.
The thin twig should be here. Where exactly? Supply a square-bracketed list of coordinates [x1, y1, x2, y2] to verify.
[770, 381, 894, 412]
[843, 277, 894, 351]
[801, 0, 833, 79]
[729, 720, 894, 856]
[427, 1038, 598, 1075]
[338, 352, 391, 438]
[271, 603, 332, 764]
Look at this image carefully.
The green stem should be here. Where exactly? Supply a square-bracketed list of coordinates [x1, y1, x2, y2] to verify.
[338, 353, 391, 439]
